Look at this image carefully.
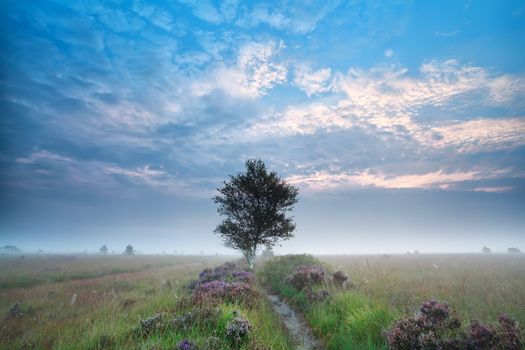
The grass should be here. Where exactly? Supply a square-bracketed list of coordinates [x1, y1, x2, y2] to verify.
[0, 255, 292, 349]
[258, 254, 397, 349]
[2, 253, 524, 349]
[258, 253, 525, 350]
[318, 253, 525, 327]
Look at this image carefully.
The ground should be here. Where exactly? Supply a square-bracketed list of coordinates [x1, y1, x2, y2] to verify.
[0, 253, 524, 349]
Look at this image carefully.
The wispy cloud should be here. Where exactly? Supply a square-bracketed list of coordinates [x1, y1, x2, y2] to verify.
[191, 41, 287, 98]
[293, 64, 332, 97]
[287, 168, 513, 191]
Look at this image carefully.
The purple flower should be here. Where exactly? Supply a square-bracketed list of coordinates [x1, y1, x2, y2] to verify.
[176, 339, 198, 350]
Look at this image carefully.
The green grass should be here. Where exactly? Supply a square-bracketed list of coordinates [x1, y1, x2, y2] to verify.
[0, 255, 292, 350]
[258, 254, 397, 349]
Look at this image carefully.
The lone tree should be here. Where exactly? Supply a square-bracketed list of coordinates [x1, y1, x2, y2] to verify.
[482, 246, 491, 254]
[213, 159, 299, 269]
[124, 244, 135, 255]
[99, 245, 108, 254]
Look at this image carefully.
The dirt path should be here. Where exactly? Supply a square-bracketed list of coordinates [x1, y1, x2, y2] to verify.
[266, 293, 325, 350]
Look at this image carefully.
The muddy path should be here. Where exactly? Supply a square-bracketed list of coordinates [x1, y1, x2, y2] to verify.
[266, 293, 325, 350]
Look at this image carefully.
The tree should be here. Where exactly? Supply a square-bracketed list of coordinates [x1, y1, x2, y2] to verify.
[99, 245, 108, 254]
[213, 159, 299, 269]
[124, 244, 135, 255]
[508, 247, 521, 254]
[0, 245, 23, 254]
[482, 246, 491, 253]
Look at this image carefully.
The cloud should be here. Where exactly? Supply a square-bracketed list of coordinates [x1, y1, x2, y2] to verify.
[287, 168, 512, 191]
[16, 150, 72, 164]
[234, 1, 342, 34]
[474, 186, 513, 193]
[191, 41, 287, 98]
[425, 118, 525, 153]
[384, 48, 394, 58]
[247, 59, 525, 155]
[293, 64, 332, 97]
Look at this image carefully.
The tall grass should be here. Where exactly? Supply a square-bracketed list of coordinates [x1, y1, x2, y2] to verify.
[0, 255, 292, 349]
[258, 254, 397, 349]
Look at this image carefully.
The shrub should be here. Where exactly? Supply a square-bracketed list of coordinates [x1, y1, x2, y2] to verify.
[175, 339, 198, 350]
[226, 316, 252, 345]
[134, 313, 166, 338]
[285, 265, 325, 290]
[307, 289, 331, 303]
[332, 270, 349, 287]
[172, 308, 220, 332]
[192, 281, 259, 305]
[385, 300, 524, 350]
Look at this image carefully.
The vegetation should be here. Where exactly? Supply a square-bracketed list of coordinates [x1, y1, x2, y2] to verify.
[124, 245, 135, 256]
[259, 255, 397, 349]
[100, 245, 108, 254]
[0, 255, 291, 349]
[213, 159, 299, 269]
[2, 253, 524, 349]
[0, 245, 22, 254]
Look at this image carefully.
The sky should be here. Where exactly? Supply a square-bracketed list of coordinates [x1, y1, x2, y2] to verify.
[1, 0, 524, 254]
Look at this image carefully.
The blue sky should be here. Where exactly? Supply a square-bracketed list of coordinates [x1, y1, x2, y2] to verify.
[1, 0, 524, 254]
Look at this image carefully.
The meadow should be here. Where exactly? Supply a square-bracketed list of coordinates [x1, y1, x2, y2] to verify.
[1, 253, 524, 349]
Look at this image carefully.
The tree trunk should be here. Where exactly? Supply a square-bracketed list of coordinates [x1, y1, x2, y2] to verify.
[244, 247, 256, 270]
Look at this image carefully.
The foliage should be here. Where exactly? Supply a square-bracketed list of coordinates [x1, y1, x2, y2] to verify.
[482, 246, 492, 253]
[260, 254, 397, 349]
[226, 314, 252, 347]
[385, 300, 524, 350]
[213, 159, 299, 268]
[332, 270, 349, 287]
[124, 244, 135, 255]
[0, 245, 23, 254]
[508, 247, 521, 254]
[285, 264, 326, 290]
[99, 245, 108, 254]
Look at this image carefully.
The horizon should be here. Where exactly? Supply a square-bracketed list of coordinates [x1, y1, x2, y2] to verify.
[1, 1, 524, 254]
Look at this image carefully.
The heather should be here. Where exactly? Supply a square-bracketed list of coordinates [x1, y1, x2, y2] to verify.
[0, 255, 291, 349]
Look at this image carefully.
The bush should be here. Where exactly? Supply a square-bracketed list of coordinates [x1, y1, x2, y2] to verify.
[226, 316, 252, 346]
[285, 265, 325, 290]
[175, 339, 198, 350]
[385, 300, 524, 350]
[332, 270, 349, 287]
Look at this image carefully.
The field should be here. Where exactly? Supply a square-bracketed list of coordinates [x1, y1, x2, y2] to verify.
[1, 253, 524, 349]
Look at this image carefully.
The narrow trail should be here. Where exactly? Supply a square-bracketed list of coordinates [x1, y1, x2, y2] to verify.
[266, 293, 325, 350]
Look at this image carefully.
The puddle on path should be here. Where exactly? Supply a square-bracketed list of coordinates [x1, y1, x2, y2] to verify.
[266, 293, 325, 350]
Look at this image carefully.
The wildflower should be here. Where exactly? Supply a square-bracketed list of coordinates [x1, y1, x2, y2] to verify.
[226, 316, 252, 343]
[175, 339, 198, 350]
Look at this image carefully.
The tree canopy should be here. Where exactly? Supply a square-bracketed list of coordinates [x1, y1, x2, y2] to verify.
[213, 159, 299, 268]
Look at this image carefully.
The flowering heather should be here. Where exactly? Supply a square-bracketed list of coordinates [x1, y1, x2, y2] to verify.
[226, 316, 252, 343]
[285, 265, 325, 290]
[175, 339, 198, 350]
[386, 300, 524, 350]
[172, 308, 220, 332]
[307, 289, 331, 303]
[134, 313, 166, 337]
[332, 270, 349, 287]
[189, 262, 255, 289]
[192, 280, 259, 305]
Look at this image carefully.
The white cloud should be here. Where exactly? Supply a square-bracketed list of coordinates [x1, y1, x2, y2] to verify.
[474, 186, 513, 193]
[487, 75, 525, 104]
[191, 41, 287, 98]
[425, 118, 525, 153]
[287, 168, 511, 191]
[246, 59, 525, 155]
[384, 48, 394, 58]
[16, 150, 72, 164]
[294, 64, 332, 97]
